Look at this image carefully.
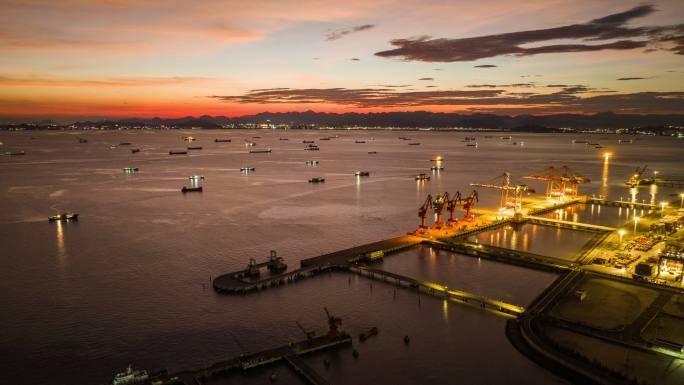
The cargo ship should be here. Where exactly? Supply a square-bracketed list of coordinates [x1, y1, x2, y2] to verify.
[308, 177, 325, 183]
[431, 166, 444, 171]
[188, 175, 204, 181]
[169, 150, 187, 155]
[130, 148, 140, 154]
[122, 167, 139, 173]
[3, 150, 25, 156]
[181, 186, 203, 193]
[305, 160, 319, 165]
[304, 145, 320, 151]
[214, 138, 231, 142]
[415, 173, 430, 181]
[240, 167, 255, 173]
[408, 142, 420, 146]
[187, 146, 203, 150]
[355, 171, 370, 177]
[249, 148, 272, 153]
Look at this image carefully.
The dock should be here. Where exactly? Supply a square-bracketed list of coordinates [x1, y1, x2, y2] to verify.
[586, 198, 657, 210]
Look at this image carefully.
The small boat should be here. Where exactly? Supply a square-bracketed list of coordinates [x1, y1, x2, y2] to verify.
[240, 167, 255, 173]
[245, 141, 256, 147]
[48, 212, 79, 222]
[169, 150, 187, 155]
[303, 140, 315, 143]
[249, 148, 272, 153]
[214, 138, 231, 142]
[131, 148, 140, 154]
[359, 327, 378, 342]
[430, 157, 444, 162]
[279, 138, 289, 141]
[77, 137, 88, 143]
[404, 335, 410, 345]
[122, 167, 139, 173]
[408, 142, 420, 146]
[355, 140, 366, 144]
[188, 175, 204, 180]
[618, 139, 633, 144]
[305, 160, 319, 165]
[109, 145, 117, 149]
[181, 186, 203, 193]
[355, 171, 370, 177]
[431, 166, 444, 171]
[304, 145, 320, 151]
[464, 136, 476, 141]
[368, 151, 377, 154]
[308, 177, 325, 183]
[500, 136, 512, 140]
[415, 173, 430, 181]
[183, 136, 196, 142]
[253, 136, 261, 139]
[3, 150, 25, 156]
[119, 142, 131, 146]
[187, 146, 203, 150]
[112, 365, 149, 385]
[466, 143, 478, 147]
[595, 145, 604, 149]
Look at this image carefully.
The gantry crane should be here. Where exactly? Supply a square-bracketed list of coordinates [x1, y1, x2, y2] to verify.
[433, 192, 450, 228]
[462, 190, 479, 221]
[446, 191, 462, 224]
[523, 166, 589, 201]
[470, 173, 535, 213]
[418, 194, 433, 228]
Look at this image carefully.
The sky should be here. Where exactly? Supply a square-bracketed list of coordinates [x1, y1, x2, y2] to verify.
[0, 0, 683, 121]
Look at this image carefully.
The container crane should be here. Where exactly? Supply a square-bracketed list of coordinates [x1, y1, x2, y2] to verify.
[324, 307, 342, 336]
[523, 166, 589, 201]
[470, 173, 535, 213]
[418, 194, 433, 228]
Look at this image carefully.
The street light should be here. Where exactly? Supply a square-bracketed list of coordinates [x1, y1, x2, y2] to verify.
[660, 201, 667, 217]
[618, 229, 626, 247]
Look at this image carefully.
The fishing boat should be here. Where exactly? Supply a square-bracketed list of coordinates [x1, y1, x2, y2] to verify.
[304, 145, 320, 151]
[308, 177, 325, 183]
[303, 140, 315, 143]
[48, 213, 79, 222]
[122, 167, 139, 173]
[169, 150, 187, 155]
[408, 142, 420, 146]
[355, 140, 366, 143]
[355, 171, 370, 177]
[130, 148, 140, 153]
[187, 146, 203, 150]
[415, 173, 430, 181]
[240, 167, 255, 173]
[214, 138, 231, 142]
[368, 151, 377, 154]
[305, 160, 319, 165]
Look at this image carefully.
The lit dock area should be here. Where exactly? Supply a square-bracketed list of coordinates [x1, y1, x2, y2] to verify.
[526, 216, 616, 232]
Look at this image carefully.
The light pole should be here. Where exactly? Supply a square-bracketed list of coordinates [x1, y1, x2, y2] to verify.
[660, 202, 667, 218]
[633, 216, 639, 233]
[680, 193, 684, 209]
[618, 229, 625, 245]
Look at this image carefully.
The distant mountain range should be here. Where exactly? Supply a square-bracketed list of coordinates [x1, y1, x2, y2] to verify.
[4, 111, 684, 130]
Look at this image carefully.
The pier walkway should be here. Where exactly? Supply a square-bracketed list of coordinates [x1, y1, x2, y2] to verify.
[284, 354, 330, 385]
[349, 264, 524, 317]
[526, 216, 616, 232]
[586, 198, 657, 209]
[301, 235, 424, 267]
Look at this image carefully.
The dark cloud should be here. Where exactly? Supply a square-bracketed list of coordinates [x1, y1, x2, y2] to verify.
[418, 77, 434, 81]
[326, 24, 375, 41]
[617, 77, 646, 80]
[547, 84, 568, 87]
[466, 83, 534, 88]
[425, 85, 437, 88]
[474, 64, 497, 68]
[350, 58, 360, 61]
[375, 5, 684, 62]
[210, 87, 684, 114]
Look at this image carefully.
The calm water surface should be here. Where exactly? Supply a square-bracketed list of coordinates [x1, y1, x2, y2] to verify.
[1, 130, 681, 384]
